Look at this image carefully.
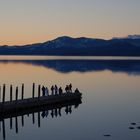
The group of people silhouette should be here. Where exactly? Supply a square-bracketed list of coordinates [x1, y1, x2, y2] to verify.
[41, 83, 80, 96]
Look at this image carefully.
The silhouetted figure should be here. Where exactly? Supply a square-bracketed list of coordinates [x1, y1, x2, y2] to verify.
[42, 86, 46, 96]
[75, 88, 80, 93]
[51, 86, 54, 95]
[65, 85, 69, 93]
[59, 87, 63, 95]
[55, 85, 58, 95]
[69, 83, 72, 93]
[45, 87, 49, 96]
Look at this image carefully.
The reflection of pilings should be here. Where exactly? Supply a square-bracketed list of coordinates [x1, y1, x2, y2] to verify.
[2, 84, 6, 103]
[21, 115, 24, 127]
[38, 85, 41, 98]
[2, 120, 6, 140]
[10, 85, 13, 102]
[32, 113, 35, 124]
[10, 118, 12, 129]
[15, 117, 18, 133]
[32, 83, 35, 98]
[21, 84, 24, 100]
[38, 112, 40, 128]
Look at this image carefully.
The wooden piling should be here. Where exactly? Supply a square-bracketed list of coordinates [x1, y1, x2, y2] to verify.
[16, 87, 18, 102]
[10, 85, 13, 102]
[21, 84, 24, 100]
[32, 83, 35, 98]
[38, 85, 41, 98]
[2, 84, 6, 103]
[0, 86, 1, 102]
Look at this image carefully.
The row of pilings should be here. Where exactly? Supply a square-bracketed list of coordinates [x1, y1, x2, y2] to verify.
[0, 83, 41, 103]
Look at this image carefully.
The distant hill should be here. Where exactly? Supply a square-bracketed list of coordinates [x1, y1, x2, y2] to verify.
[0, 35, 140, 56]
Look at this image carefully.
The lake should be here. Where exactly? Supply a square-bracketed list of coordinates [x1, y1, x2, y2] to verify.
[0, 56, 140, 140]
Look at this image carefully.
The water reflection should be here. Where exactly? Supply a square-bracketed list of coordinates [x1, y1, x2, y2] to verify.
[0, 99, 82, 140]
[0, 60, 140, 75]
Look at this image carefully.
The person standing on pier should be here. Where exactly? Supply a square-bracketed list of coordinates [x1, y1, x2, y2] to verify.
[69, 83, 72, 93]
[45, 87, 49, 96]
[42, 86, 46, 96]
[54, 85, 58, 94]
[51, 86, 54, 95]
[59, 87, 63, 95]
[75, 88, 80, 93]
[65, 85, 69, 93]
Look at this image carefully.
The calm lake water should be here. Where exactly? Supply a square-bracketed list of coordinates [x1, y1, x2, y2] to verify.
[1, 56, 140, 140]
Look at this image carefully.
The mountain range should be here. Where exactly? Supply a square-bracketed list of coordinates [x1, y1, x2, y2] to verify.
[0, 35, 140, 56]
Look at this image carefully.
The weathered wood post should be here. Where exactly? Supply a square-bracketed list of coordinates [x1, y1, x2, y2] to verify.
[10, 85, 13, 102]
[32, 83, 35, 98]
[21, 84, 24, 100]
[2, 84, 6, 103]
[38, 85, 41, 98]
[15, 87, 18, 102]
[0, 86, 1, 102]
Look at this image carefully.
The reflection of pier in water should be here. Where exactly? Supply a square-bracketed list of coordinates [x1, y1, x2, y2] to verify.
[0, 98, 82, 140]
[0, 84, 82, 140]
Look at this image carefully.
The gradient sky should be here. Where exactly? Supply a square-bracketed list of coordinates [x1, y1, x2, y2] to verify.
[0, 0, 140, 45]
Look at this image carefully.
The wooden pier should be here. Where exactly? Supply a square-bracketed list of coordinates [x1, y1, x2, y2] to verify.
[0, 92, 82, 114]
[0, 84, 82, 114]
[0, 83, 82, 140]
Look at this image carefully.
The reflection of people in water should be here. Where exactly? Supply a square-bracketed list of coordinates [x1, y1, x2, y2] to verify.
[41, 111, 46, 118]
[58, 108, 62, 116]
[45, 110, 49, 117]
[65, 106, 72, 114]
[55, 108, 58, 117]
[41, 110, 49, 118]
[42, 86, 46, 96]
[69, 106, 72, 114]
[51, 109, 54, 118]
[65, 106, 69, 114]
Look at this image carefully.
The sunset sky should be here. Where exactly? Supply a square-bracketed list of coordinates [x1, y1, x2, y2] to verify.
[0, 0, 140, 45]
